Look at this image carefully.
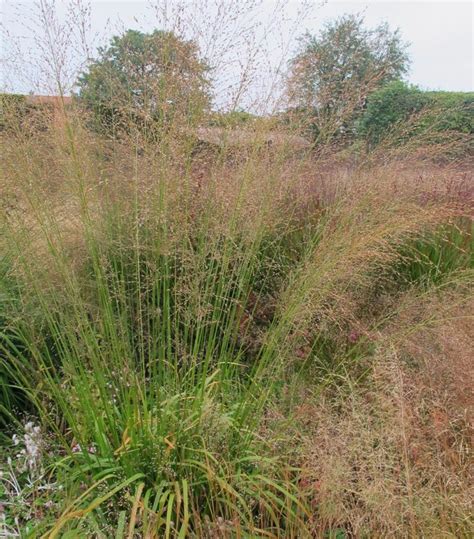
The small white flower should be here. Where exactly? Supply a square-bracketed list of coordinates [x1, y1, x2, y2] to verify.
[12, 423, 43, 473]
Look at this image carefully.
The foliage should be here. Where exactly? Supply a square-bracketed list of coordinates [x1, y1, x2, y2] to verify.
[0, 94, 27, 130]
[76, 30, 210, 136]
[209, 109, 257, 128]
[0, 255, 25, 422]
[287, 14, 409, 143]
[392, 219, 473, 288]
[358, 81, 474, 147]
[357, 81, 428, 146]
[425, 90, 474, 133]
[0, 93, 26, 108]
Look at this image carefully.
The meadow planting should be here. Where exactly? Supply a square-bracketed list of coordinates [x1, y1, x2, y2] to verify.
[0, 3, 472, 537]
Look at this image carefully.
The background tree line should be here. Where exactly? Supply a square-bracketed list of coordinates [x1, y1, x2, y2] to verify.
[2, 14, 472, 154]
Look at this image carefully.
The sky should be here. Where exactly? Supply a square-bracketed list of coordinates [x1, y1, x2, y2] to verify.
[319, 1, 473, 92]
[1, 0, 473, 110]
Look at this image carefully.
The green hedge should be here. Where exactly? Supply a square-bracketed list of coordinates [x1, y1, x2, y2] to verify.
[357, 81, 474, 147]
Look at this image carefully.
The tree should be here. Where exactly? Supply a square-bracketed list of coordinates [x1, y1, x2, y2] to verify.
[76, 30, 210, 135]
[287, 14, 409, 144]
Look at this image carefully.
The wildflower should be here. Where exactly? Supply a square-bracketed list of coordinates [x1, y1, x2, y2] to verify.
[348, 329, 361, 343]
[22, 423, 42, 471]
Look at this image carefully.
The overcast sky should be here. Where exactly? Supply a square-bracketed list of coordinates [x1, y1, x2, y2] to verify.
[1, 1, 472, 109]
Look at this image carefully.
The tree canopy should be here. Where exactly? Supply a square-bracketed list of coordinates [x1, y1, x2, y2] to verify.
[287, 14, 409, 143]
[76, 29, 210, 135]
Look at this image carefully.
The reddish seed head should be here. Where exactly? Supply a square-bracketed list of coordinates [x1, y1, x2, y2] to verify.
[348, 330, 360, 343]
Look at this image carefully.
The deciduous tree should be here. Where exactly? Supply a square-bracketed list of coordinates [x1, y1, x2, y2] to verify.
[287, 14, 409, 144]
[77, 30, 210, 135]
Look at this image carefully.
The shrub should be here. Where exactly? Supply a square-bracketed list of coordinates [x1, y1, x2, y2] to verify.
[358, 81, 474, 149]
[357, 81, 429, 146]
